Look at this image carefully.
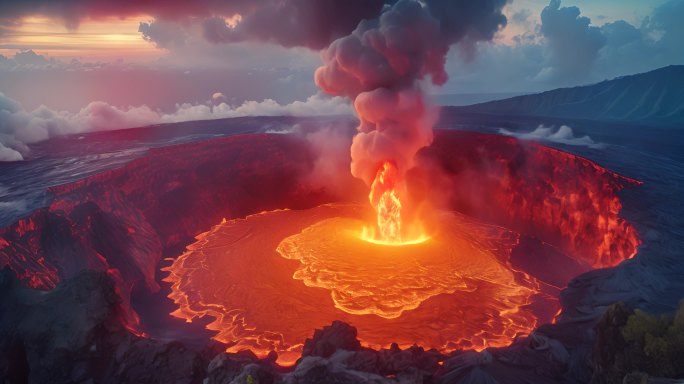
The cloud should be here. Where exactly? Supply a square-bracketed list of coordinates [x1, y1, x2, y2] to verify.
[161, 93, 351, 123]
[538, 0, 606, 81]
[499, 124, 603, 148]
[201, 0, 385, 49]
[0, 92, 351, 161]
[0, 50, 106, 71]
[1, 0, 386, 50]
[511, 9, 532, 25]
[0, 141, 23, 161]
[138, 19, 188, 50]
[441, 0, 684, 94]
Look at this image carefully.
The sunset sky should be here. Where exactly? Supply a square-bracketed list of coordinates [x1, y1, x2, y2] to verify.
[0, 0, 682, 111]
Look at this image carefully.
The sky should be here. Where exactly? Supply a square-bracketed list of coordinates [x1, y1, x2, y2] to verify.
[1, 0, 681, 110]
[0, 0, 683, 161]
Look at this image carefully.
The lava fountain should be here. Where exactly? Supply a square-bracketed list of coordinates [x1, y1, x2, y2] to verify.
[361, 161, 429, 245]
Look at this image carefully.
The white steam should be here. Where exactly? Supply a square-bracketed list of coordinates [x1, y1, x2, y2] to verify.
[499, 124, 604, 148]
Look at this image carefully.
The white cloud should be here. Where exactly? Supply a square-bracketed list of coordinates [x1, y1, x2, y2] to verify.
[0, 92, 351, 161]
[0, 141, 23, 161]
[499, 124, 604, 148]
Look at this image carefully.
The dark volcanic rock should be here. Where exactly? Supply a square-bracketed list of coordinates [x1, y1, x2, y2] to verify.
[302, 320, 362, 359]
[284, 354, 394, 384]
[0, 267, 124, 383]
[0, 268, 221, 384]
[435, 332, 570, 384]
[0, 133, 350, 323]
[294, 322, 439, 383]
[204, 352, 263, 384]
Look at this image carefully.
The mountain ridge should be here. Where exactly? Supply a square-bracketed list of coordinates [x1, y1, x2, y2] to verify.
[452, 65, 684, 127]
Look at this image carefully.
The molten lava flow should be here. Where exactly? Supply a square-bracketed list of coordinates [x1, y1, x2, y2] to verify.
[164, 203, 542, 365]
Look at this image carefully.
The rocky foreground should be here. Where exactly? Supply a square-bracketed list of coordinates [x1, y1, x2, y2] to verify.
[3, 268, 682, 384]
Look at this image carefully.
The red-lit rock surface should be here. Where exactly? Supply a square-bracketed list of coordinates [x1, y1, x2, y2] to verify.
[0, 130, 640, 339]
[0, 134, 343, 326]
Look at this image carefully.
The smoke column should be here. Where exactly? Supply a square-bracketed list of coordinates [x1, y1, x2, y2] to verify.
[315, 0, 508, 190]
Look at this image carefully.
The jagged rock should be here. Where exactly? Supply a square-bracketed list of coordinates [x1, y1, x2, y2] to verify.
[284, 355, 393, 384]
[104, 338, 206, 384]
[225, 362, 278, 384]
[0, 267, 124, 383]
[377, 344, 443, 376]
[301, 321, 362, 359]
[299, 322, 439, 382]
[434, 330, 574, 384]
[203, 351, 268, 384]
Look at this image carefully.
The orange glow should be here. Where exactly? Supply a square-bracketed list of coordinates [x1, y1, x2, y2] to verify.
[0, 16, 163, 61]
[368, 161, 402, 243]
[362, 160, 429, 245]
[164, 203, 541, 365]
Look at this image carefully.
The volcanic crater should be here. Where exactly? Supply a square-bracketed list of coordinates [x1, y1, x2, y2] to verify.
[0, 129, 641, 365]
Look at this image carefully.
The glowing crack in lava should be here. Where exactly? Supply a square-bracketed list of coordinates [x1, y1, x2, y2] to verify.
[165, 204, 541, 365]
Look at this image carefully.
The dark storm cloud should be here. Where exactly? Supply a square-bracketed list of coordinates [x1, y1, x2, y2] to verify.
[601, 20, 641, 48]
[316, 0, 509, 98]
[540, 0, 606, 80]
[202, 0, 386, 49]
[424, 0, 508, 42]
[643, 0, 684, 60]
[138, 20, 188, 50]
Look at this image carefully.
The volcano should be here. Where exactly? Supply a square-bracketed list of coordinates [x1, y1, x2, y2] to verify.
[0, 124, 645, 382]
[0, 128, 641, 369]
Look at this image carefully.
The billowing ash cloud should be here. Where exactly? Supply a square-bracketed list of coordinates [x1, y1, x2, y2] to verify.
[315, 0, 508, 185]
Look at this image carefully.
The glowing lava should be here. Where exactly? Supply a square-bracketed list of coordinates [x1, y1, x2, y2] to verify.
[362, 160, 429, 245]
[368, 161, 403, 243]
[164, 203, 541, 365]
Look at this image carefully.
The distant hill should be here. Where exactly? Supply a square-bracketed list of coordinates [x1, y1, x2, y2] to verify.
[454, 65, 684, 127]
